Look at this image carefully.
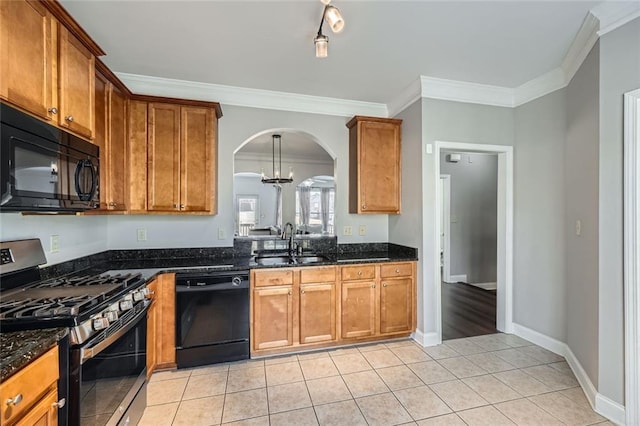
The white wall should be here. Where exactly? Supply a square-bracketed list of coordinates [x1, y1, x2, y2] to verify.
[389, 100, 424, 331]
[421, 98, 514, 334]
[565, 43, 600, 389]
[598, 16, 640, 405]
[0, 213, 108, 266]
[513, 89, 567, 342]
[440, 152, 498, 283]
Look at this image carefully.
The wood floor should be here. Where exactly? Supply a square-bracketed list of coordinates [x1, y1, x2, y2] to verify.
[441, 281, 497, 340]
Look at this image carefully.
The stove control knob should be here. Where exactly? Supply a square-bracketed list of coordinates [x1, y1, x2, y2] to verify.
[119, 300, 133, 311]
[140, 287, 150, 296]
[105, 311, 119, 322]
[93, 317, 110, 331]
[132, 291, 144, 302]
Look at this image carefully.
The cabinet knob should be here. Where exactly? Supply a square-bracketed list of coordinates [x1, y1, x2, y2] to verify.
[173, 204, 178, 209]
[395, 269, 400, 273]
[48, 107, 58, 114]
[52, 398, 66, 408]
[357, 271, 362, 276]
[6, 394, 23, 406]
[108, 202, 117, 207]
[383, 283, 388, 287]
[301, 290, 305, 294]
[288, 291, 292, 296]
[372, 284, 376, 288]
[180, 204, 185, 209]
[362, 205, 367, 210]
[65, 115, 74, 122]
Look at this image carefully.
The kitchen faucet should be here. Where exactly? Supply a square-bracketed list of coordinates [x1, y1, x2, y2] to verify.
[282, 222, 297, 259]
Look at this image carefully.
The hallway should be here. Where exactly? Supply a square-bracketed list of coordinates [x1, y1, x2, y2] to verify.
[442, 282, 498, 341]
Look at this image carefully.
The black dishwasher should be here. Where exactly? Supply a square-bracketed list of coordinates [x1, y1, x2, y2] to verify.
[175, 270, 250, 368]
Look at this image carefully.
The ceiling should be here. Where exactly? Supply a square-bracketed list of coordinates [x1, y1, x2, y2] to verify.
[60, 0, 604, 105]
[236, 131, 333, 162]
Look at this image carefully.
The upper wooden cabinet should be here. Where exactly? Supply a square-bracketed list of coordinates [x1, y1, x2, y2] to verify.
[129, 98, 221, 214]
[347, 116, 402, 214]
[0, 0, 103, 141]
[94, 63, 129, 212]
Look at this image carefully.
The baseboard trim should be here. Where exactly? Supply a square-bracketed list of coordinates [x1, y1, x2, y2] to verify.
[468, 281, 497, 291]
[446, 274, 468, 283]
[512, 322, 625, 425]
[411, 329, 425, 346]
[412, 330, 440, 347]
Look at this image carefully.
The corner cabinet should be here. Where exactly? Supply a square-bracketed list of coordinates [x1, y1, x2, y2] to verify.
[347, 116, 402, 214]
[129, 97, 221, 214]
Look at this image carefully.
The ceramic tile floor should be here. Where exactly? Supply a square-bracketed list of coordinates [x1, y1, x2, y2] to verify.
[139, 333, 615, 426]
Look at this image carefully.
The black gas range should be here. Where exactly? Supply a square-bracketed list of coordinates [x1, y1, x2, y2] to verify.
[0, 239, 150, 426]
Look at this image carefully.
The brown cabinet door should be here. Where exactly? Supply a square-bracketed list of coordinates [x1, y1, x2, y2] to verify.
[107, 87, 128, 210]
[0, 0, 54, 121]
[156, 274, 176, 368]
[128, 100, 148, 212]
[300, 283, 336, 344]
[58, 25, 95, 140]
[341, 281, 377, 339]
[379, 278, 413, 334]
[148, 103, 180, 211]
[358, 120, 401, 213]
[180, 106, 215, 212]
[15, 388, 58, 426]
[253, 286, 293, 350]
[94, 72, 109, 210]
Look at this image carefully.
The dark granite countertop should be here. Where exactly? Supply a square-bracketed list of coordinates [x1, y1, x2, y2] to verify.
[0, 328, 68, 381]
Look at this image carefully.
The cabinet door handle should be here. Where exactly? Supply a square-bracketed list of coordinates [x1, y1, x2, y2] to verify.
[65, 115, 74, 122]
[6, 394, 23, 406]
[52, 398, 66, 408]
[48, 107, 58, 114]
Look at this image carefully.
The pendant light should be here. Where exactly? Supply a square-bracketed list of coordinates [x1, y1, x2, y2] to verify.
[314, 0, 345, 58]
[261, 134, 293, 184]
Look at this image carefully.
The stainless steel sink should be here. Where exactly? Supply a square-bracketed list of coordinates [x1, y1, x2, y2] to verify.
[253, 254, 328, 266]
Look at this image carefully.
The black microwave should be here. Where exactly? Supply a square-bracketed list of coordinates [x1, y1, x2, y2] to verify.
[1, 103, 99, 212]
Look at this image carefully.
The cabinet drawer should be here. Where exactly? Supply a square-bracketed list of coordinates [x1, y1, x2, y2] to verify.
[380, 263, 413, 278]
[254, 269, 294, 287]
[341, 265, 375, 281]
[0, 346, 59, 425]
[300, 266, 336, 284]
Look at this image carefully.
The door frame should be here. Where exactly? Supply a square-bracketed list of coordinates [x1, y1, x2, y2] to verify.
[433, 141, 514, 338]
[624, 88, 640, 426]
[440, 174, 453, 282]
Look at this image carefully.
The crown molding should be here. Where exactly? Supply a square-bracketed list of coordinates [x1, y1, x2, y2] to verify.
[562, 12, 600, 84]
[420, 76, 514, 107]
[513, 67, 567, 107]
[591, 1, 640, 36]
[387, 77, 422, 118]
[116, 72, 387, 118]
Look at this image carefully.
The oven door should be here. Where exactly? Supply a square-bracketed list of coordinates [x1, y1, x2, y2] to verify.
[70, 305, 148, 426]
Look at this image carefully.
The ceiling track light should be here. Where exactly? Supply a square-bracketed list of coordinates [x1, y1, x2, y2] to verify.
[314, 0, 344, 58]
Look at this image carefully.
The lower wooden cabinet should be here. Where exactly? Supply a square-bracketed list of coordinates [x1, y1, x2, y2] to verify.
[251, 262, 415, 356]
[0, 346, 60, 426]
[253, 286, 294, 350]
[146, 273, 176, 372]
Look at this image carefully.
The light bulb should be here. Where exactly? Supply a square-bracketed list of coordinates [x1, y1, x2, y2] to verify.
[315, 34, 328, 58]
[324, 5, 344, 33]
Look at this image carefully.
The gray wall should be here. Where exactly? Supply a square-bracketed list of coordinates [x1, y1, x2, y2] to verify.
[598, 16, 640, 405]
[421, 98, 514, 333]
[513, 89, 567, 342]
[565, 43, 600, 388]
[389, 99, 424, 331]
[440, 152, 498, 283]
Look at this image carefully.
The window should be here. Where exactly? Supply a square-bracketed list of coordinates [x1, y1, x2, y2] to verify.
[236, 195, 259, 236]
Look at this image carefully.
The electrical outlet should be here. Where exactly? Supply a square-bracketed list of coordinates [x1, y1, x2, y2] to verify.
[218, 227, 226, 240]
[343, 226, 353, 236]
[359, 225, 366, 236]
[137, 228, 147, 242]
[50, 235, 59, 253]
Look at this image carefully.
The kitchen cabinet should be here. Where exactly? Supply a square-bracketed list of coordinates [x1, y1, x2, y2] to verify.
[253, 286, 294, 350]
[0, 346, 60, 426]
[299, 267, 337, 344]
[94, 63, 129, 212]
[128, 98, 221, 214]
[0, 0, 103, 140]
[346, 116, 402, 214]
[341, 262, 416, 340]
[146, 274, 176, 370]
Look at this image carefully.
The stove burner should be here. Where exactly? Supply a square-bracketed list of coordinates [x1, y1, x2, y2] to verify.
[35, 273, 142, 288]
[0, 295, 99, 318]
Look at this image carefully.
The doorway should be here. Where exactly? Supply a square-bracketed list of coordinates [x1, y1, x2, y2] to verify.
[433, 141, 514, 342]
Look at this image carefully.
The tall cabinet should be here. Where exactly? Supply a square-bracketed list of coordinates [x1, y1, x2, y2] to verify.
[347, 116, 402, 214]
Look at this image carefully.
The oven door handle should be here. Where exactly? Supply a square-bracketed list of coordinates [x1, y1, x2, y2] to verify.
[80, 305, 148, 364]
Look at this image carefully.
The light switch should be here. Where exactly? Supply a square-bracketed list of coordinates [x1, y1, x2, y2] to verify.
[50, 235, 59, 253]
[218, 227, 226, 240]
[575, 220, 581, 236]
[359, 225, 366, 236]
[137, 228, 147, 242]
[343, 226, 353, 236]
[425, 144, 433, 154]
